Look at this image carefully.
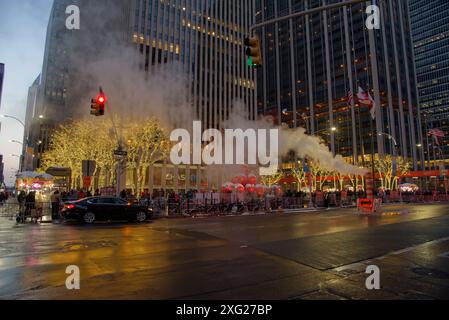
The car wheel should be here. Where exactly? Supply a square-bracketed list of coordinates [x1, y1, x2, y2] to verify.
[136, 211, 147, 223]
[83, 212, 96, 224]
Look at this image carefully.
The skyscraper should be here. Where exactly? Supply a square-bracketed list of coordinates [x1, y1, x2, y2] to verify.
[409, 0, 449, 168]
[0, 154, 4, 187]
[0, 63, 4, 109]
[22, 75, 41, 171]
[26, 0, 255, 192]
[255, 0, 424, 170]
[27, 0, 131, 167]
[130, 0, 256, 128]
[127, 0, 256, 191]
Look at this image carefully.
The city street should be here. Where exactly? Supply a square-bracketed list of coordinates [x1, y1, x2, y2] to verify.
[1, 204, 449, 300]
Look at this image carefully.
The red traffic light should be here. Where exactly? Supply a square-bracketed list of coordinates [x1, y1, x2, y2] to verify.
[97, 95, 106, 104]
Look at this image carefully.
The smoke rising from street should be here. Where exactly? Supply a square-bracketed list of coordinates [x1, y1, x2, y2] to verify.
[61, 0, 367, 176]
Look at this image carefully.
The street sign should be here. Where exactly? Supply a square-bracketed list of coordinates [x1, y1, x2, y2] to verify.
[83, 176, 92, 188]
[82, 160, 96, 177]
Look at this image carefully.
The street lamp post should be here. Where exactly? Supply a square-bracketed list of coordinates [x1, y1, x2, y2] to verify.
[9, 139, 23, 146]
[0, 114, 25, 128]
[1, 114, 43, 172]
[312, 127, 338, 157]
[314, 127, 337, 135]
[281, 109, 310, 133]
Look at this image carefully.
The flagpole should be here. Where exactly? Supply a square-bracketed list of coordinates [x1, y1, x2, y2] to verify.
[369, 111, 376, 199]
[357, 86, 377, 199]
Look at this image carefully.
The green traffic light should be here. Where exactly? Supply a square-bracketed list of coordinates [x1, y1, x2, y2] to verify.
[247, 57, 260, 68]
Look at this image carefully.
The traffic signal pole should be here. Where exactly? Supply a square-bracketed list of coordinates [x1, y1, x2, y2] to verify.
[250, 0, 367, 32]
[90, 87, 127, 196]
[107, 104, 127, 198]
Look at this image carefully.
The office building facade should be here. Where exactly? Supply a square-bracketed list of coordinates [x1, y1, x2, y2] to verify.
[409, 0, 449, 168]
[25, 0, 131, 168]
[0, 63, 4, 109]
[255, 0, 424, 170]
[22, 75, 41, 171]
[127, 0, 256, 191]
[0, 155, 4, 187]
[130, 0, 256, 128]
[26, 0, 256, 192]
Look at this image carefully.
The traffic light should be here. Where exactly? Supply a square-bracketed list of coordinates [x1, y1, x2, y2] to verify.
[90, 88, 107, 117]
[90, 98, 99, 116]
[97, 91, 106, 116]
[244, 36, 262, 68]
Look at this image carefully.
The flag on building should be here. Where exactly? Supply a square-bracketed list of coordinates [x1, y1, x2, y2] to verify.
[357, 86, 376, 120]
[429, 128, 445, 145]
[348, 90, 354, 105]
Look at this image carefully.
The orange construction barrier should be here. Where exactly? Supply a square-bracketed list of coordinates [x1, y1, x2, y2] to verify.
[357, 198, 381, 213]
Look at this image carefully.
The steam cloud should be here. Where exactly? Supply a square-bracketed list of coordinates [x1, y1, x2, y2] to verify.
[60, 0, 367, 177]
[223, 103, 367, 176]
[70, 48, 367, 177]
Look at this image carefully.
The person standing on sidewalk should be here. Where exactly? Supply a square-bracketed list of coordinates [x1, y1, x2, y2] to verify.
[51, 191, 61, 220]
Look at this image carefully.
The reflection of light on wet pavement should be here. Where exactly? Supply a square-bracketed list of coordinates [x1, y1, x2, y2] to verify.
[1, 204, 449, 299]
[381, 212, 405, 217]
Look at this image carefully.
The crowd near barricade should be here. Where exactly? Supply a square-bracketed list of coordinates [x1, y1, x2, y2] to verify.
[0, 190, 65, 223]
[1, 188, 448, 221]
[140, 190, 359, 217]
[144, 189, 449, 217]
[0, 200, 54, 222]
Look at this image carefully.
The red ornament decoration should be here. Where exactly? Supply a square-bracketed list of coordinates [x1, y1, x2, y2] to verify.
[248, 174, 257, 185]
[235, 184, 245, 193]
[245, 184, 256, 193]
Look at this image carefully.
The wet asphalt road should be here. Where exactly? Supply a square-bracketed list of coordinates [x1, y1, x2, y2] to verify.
[1, 204, 449, 300]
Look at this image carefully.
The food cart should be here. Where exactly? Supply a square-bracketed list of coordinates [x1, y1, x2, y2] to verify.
[15, 172, 55, 222]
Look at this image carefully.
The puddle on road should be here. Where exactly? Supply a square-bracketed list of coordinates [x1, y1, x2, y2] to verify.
[62, 240, 118, 252]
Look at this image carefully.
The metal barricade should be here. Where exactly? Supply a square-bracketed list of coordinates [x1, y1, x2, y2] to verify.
[0, 201, 53, 223]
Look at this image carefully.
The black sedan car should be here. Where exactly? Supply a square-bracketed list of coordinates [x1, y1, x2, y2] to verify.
[60, 197, 153, 224]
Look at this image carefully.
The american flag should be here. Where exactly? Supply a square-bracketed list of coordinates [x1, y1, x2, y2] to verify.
[348, 90, 354, 105]
[357, 86, 376, 120]
[429, 128, 445, 145]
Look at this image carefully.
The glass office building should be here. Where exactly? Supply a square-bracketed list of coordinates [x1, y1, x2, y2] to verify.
[128, 0, 256, 191]
[26, 0, 131, 168]
[0, 63, 4, 109]
[255, 0, 424, 170]
[410, 0, 449, 168]
[130, 0, 256, 129]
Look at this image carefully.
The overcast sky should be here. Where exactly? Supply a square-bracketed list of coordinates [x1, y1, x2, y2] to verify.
[0, 0, 53, 186]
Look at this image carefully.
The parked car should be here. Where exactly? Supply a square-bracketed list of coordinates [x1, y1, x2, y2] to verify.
[60, 197, 153, 224]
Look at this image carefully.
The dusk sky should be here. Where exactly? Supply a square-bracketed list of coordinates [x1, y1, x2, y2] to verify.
[0, 0, 53, 186]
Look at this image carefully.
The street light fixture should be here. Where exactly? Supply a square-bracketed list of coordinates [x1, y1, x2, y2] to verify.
[378, 132, 398, 147]
[0, 114, 25, 128]
[314, 127, 338, 135]
[9, 139, 23, 146]
[281, 109, 310, 132]
[10, 154, 20, 158]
